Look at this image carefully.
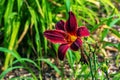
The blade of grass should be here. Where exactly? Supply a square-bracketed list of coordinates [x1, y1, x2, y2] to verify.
[0, 47, 38, 80]
[0, 66, 24, 79]
[67, 50, 74, 68]
[4, 0, 14, 22]
[37, 59, 61, 75]
[65, 0, 70, 13]
[17, 0, 23, 12]
[9, 76, 34, 80]
[16, 19, 29, 47]
[4, 19, 20, 70]
[4, 0, 15, 48]
[28, 6, 42, 57]
[35, 0, 44, 18]
[12, 58, 40, 70]
[0, 47, 21, 62]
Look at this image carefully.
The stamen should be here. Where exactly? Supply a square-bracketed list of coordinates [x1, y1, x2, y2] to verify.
[65, 34, 77, 44]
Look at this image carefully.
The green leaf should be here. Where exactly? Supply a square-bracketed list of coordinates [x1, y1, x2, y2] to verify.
[67, 50, 74, 68]
[0, 47, 21, 62]
[65, 0, 70, 13]
[4, 0, 15, 23]
[10, 77, 33, 80]
[101, 29, 109, 41]
[0, 66, 23, 79]
[110, 28, 120, 38]
[28, 6, 42, 55]
[38, 59, 61, 75]
[113, 73, 120, 80]
[109, 18, 120, 27]
[17, 0, 23, 12]
[103, 42, 118, 48]
[118, 43, 120, 51]
[12, 58, 40, 70]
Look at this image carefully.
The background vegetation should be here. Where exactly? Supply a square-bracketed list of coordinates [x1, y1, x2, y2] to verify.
[0, 0, 120, 80]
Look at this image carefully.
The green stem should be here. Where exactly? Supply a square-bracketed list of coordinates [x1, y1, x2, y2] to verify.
[61, 61, 65, 80]
[89, 57, 94, 80]
[92, 49, 97, 79]
[105, 71, 109, 80]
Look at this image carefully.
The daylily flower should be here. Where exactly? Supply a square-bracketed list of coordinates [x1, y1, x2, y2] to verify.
[44, 11, 90, 60]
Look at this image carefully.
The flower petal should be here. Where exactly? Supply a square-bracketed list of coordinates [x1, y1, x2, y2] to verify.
[55, 20, 65, 31]
[65, 11, 77, 35]
[70, 38, 82, 51]
[77, 26, 90, 37]
[58, 44, 69, 60]
[44, 30, 66, 44]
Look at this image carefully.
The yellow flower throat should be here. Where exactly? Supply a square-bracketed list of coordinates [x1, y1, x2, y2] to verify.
[66, 34, 77, 43]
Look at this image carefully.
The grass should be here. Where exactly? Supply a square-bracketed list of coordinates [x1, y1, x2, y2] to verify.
[0, 0, 120, 80]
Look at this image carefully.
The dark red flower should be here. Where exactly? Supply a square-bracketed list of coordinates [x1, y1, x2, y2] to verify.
[44, 11, 90, 60]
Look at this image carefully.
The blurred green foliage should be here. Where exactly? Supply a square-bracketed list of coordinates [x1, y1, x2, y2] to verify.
[0, 0, 120, 80]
